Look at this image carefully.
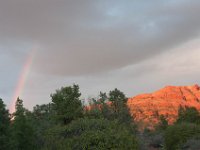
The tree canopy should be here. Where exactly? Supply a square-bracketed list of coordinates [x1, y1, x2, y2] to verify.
[0, 98, 10, 150]
[51, 84, 83, 125]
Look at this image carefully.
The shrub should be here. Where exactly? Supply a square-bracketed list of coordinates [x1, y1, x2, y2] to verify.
[181, 138, 200, 150]
[176, 106, 200, 124]
[65, 118, 138, 150]
[164, 123, 200, 150]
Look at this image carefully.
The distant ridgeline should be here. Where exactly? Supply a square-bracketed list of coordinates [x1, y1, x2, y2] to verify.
[127, 84, 200, 129]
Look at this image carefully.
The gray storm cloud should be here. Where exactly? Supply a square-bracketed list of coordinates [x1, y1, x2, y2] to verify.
[0, 0, 200, 76]
[1, 0, 200, 109]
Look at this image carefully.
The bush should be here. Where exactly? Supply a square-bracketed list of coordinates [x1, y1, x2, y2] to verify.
[164, 123, 200, 150]
[182, 138, 200, 150]
[42, 125, 68, 150]
[176, 106, 200, 124]
[137, 131, 164, 150]
[65, 118, 138, 150]
[149, 133, 164, 148]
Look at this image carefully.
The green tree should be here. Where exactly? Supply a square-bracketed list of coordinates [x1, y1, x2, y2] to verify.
[176, 106, 200, 124]
[10, 97, 36, 150]
[156, 115, 168, 130]
[30, 104, 55, 149]
[164, 123, 200, 150]
[85, 92, 110, 119]
[51, 84, 83, 125]
[99, 92, 107, 103]
[42, 125, 68, 150]
[43, 118, 138, 150]
[108, 88, 133, 125]
[86, 89, 135, 130]
[0, 98, 10, 150]
[86, 97, 103, 119]
[109, 88, 127, 113]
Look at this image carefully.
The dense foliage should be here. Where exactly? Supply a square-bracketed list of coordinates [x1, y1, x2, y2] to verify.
[10, 98, 36, 150]
[164, 123, 200, 150]
[176, 106, 200, 124]
[64, 118, 138, 150]
[163, 107, 200, 150]
[0, 98, 10, 150]
[51, 84, 83, 125]
[0, 84, 138, 149]
[1, 84, 200, 150]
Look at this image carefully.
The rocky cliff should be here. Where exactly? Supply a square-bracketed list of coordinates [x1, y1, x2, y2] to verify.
[127, 84, 200, 129]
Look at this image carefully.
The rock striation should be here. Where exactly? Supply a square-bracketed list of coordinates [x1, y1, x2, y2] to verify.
[127, 84, 200, 129]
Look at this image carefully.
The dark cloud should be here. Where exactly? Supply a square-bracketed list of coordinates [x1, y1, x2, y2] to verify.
[1, 0, 200, 109]
[0, 0, 200, 76]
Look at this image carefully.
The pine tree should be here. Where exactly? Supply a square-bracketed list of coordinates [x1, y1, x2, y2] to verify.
[108, 88, 133, 125]
[0, 98, 10, 150]
[109, 88, 127, 113]
[10, 97, 35, 150]
[176, 106, 200, 124]
[51, 84, 83, 125]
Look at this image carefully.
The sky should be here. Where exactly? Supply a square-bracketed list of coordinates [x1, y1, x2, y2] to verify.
[1, 0, 200, 111]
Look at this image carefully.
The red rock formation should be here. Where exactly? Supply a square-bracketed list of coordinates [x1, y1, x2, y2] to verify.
[127, 84, 200, 129]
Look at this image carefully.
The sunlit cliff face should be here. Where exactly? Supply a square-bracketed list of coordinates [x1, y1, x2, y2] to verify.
[127, 84, 200, 129]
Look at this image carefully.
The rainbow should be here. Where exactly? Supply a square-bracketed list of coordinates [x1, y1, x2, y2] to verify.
[10, 49, 36, 113]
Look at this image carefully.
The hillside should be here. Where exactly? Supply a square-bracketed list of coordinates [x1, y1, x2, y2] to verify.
[127, 84, 200, 129]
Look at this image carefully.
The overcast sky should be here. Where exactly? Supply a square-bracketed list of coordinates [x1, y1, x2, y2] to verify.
[1, 0, 200, 110]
